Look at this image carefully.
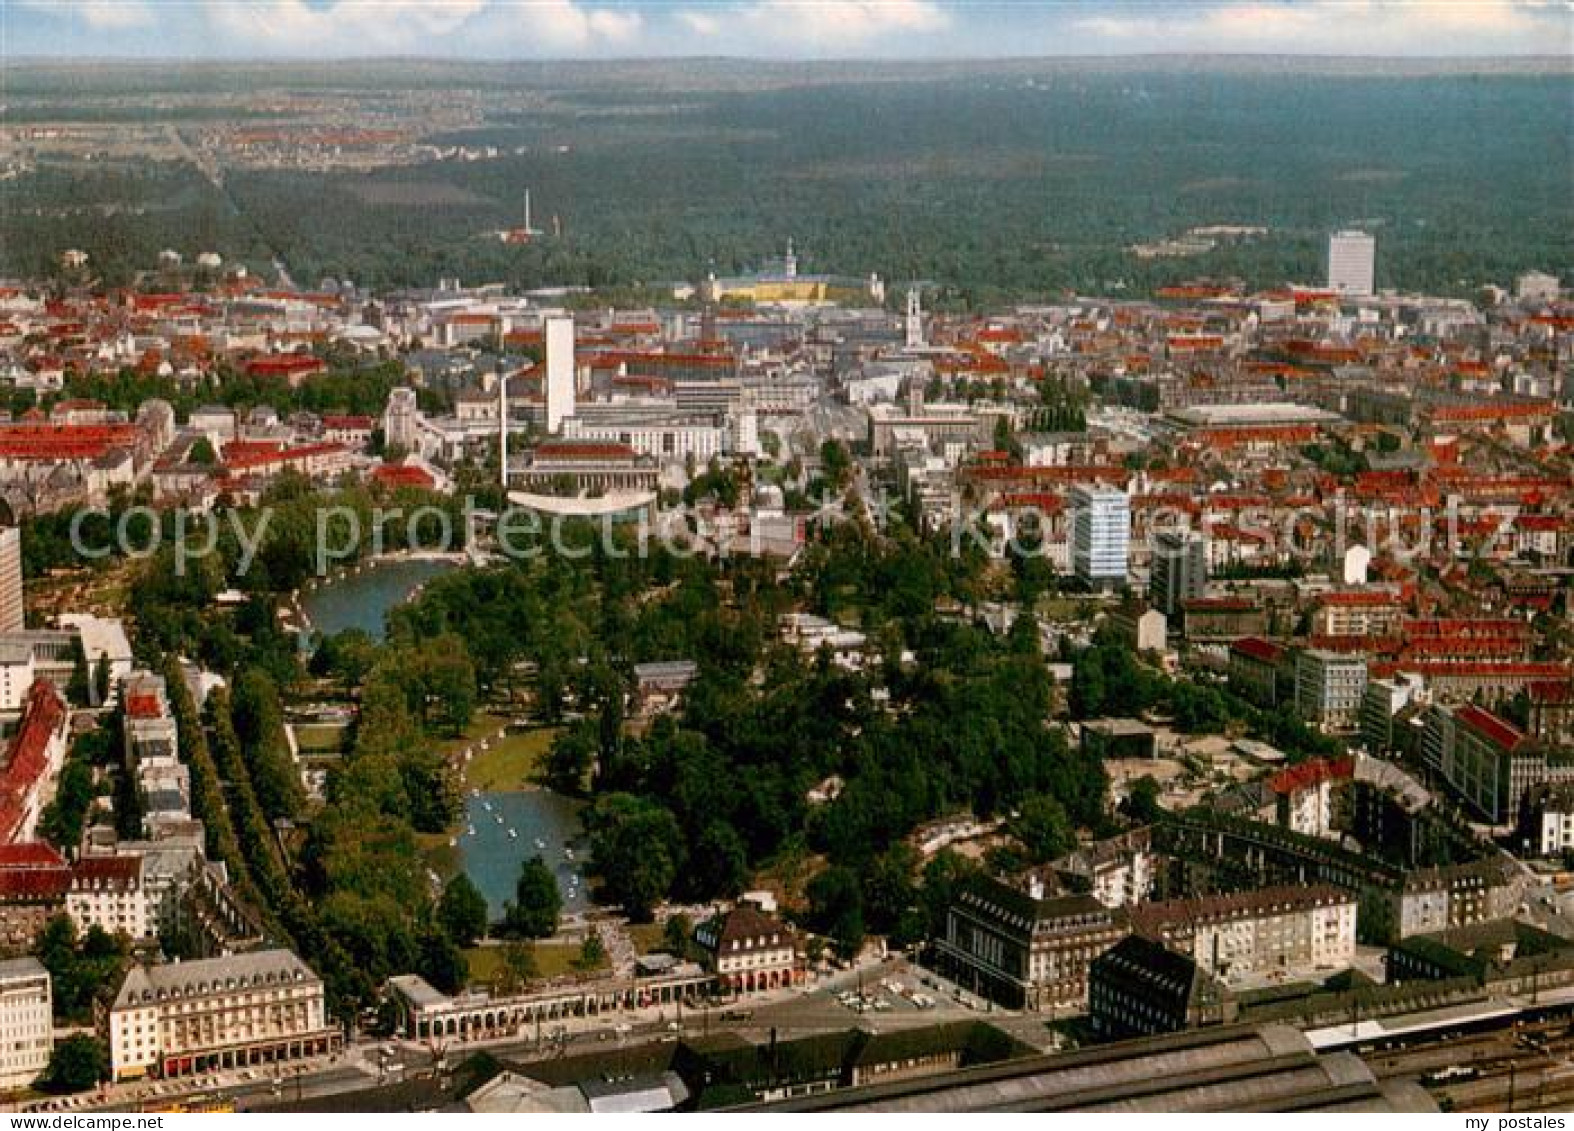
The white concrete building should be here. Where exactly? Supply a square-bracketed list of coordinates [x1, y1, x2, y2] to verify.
[0, 957, 52, 1089]
[545, 314, 576, 434]
[1071, 484, 1130, 590]
[1327, 229, 1376, 296]
[1294, 649, 1368, 731]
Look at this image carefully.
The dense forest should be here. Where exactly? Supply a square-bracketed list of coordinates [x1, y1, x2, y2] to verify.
[2, 63, 1568, 301]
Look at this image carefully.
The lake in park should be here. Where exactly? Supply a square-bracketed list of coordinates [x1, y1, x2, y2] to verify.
[461, 790, 592, 918]
[300, 557, 455, 640]
[302, 556, 591, 917]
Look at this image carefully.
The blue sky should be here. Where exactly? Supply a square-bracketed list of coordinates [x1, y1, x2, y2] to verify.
[3, 1, 1570, 59]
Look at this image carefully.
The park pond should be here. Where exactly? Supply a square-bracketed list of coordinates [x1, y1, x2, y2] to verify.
[299, 556, 456, 641]
[460, 790, 592, 919]
[301, 557, 592, 918]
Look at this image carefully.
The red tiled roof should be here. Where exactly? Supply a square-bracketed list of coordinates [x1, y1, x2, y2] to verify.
[372, 464, 436, 490]
[244, 354, 326, 378]
[70, 855, 141, 887]
[0, 842, 66, 869]
[1455, 704, 1527, 752]
[322, 415, 374, 430]
[1319, 590, 1400, 608]
[0, 681, 67, 843]
[0, 423, 138, 461]
[1268, 756, 1354, 795]
[1230, 637, 1285, 664]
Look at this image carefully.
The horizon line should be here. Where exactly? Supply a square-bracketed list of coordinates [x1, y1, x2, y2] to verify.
[4, 51, 1572, 65]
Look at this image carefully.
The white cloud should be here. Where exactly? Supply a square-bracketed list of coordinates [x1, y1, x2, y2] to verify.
[675, 0, 950, 51]
[203, 0, 490, 54]
[1072, 0, 1565, 55]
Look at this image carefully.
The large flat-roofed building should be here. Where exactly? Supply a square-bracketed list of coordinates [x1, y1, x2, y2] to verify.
[1164, 403, 1341, 431]
[934, 874, 1125, 1012]
[0, 956, 52, 1089]
[1070, 484, 1130, 591]
[108, 949, 337, 1081]
[1424, 703, 1562, 825]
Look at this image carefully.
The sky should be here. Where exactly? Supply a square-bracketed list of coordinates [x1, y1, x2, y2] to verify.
[2, 0, 1571, 60]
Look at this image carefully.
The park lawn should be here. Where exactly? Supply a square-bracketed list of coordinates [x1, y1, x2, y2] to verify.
[439, 712, 511, 757]
[464, 940, 605, 985]
[462, 727, 559, 792]
[294, 721, 350, 754]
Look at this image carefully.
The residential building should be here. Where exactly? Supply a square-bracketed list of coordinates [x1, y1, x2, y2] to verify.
[1268, 757, 1353, 839]
[1327, 230, 1376, 296]
[934, 874, 1125, 1012]
[1106, 604, 1166, 654]
[1521, 783, 1574, 858]
[0, 681, 69, 843]
[0, 843, 69, 953]
[1088, 936, 1233, 1039]
[1312, 590, 1402, 638]
[1128, 884, 1358, 981]
[1148, 532, 1206, 617]
[1070, 484, 1130, 591]
[693, 905, 798, 994]
[1229, 637, 1285, 707]
[1056, 828, 1157, 909]
[67, 855, 152, 943]
[1295, 650, 1368, 731]
[1180, 597, 1267, 641]
[0, 957, 52, 1089]
[108, 949, 337, 1081]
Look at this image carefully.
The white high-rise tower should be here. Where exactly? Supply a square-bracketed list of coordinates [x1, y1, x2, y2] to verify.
[1328, 230, 1376, 296]
[498, 368, 510, 487]
[544, 314, 576, 434]
[905, 288, 924, 349]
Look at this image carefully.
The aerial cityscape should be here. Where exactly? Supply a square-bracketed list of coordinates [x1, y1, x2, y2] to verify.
[0, 0, 1570, 1117]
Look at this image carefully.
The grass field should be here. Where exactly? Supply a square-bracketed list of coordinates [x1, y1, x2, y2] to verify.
[293, 721, 350, 754]
[464, 940, 605, 986]
[461, 727, 558, 792]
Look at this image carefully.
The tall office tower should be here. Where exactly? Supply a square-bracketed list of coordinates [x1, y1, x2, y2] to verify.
[498, 366, 511, 488]
[905, 288, 924, 349]
[1327, 230, 1376, 296]
[1071, 484, 1130, 591]
[1149, 531, 1207, 616]
[0, 528, 22, 633]
[544, 314, 576, 434]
